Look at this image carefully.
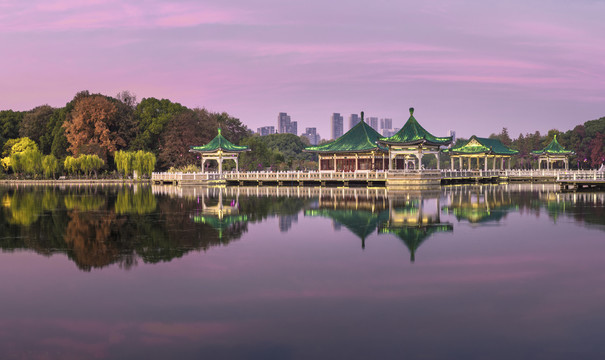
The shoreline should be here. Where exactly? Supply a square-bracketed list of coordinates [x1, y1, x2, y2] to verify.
[1, 179, 152, 185]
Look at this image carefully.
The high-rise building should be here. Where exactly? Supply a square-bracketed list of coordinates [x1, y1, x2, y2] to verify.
[349, 114, 360, 130]
[331, 113, 344, 139]
[367, 117, 379, 131]
[257, 126, 275, 136]
[289, 121, 297, 136]
[303, 127, 321, 145]
[380, 118, 392, 131]
[449, 130, 456, 144]
[277, 112, 297, 135]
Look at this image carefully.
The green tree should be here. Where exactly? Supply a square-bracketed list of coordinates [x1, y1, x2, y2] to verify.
[20, 105, 55, 146]
[132, 98, 186, 153]
[42, 154, 59, 179]
[20, 149, 43, 177]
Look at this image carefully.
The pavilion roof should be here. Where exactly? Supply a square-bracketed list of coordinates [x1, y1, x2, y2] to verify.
[378, 108, 452, 147]
[445, 136, 519, 156]
[531, 135, 573, 155]
[379, 224, 453, 262]
[304, 113, 387, 153]
[304, 208, 389, 241]
[190, 128, 249, 153]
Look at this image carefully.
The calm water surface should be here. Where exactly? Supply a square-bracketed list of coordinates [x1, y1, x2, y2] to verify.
[1, 184, 604, 360]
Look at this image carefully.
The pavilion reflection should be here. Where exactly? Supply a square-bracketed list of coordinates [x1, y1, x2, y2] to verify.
[441, 185, 516, 225]
[380, 191, 453, 262]
[305, 188, 453, 262]
[190, 187, 248, 240]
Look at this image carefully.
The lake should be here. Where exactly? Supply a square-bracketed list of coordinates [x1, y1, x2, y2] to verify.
[1, 184, 604, 360]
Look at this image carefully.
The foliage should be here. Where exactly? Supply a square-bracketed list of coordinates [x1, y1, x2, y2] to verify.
[3, 137, 38, 157]
[239, 133, 313, 171]
[63, 94, 136, 162]
[131, 97, 186, 153]
[167, 164, 201, 173]
[42, 155, 59, 179]
[19, 105, 55, 146]
[214, 111, 252, 144]
[115, 186, 157, 214]
[114, 150, 156, 177]
[157, 110, 214, 170]
[63, 155, 104, 177]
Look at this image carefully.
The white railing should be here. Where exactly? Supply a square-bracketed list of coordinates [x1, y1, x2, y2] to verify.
[222, 170, 388, 182]
[152, 169, 605, 184]
[556, 171, 605, 181]
[152, 172, 223, 182]
[440, 170, 502, 178]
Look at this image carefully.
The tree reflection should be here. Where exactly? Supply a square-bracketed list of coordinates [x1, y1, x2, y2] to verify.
[1, 184, 604, 271]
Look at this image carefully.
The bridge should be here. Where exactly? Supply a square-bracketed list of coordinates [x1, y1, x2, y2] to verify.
[151, 169, 605, 189]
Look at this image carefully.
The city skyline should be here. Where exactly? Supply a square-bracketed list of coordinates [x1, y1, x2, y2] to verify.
[1, 0, 603, 139]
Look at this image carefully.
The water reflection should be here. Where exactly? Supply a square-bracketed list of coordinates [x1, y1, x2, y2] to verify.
[304, 188, 453, 261]
[1, 184, 604, 271]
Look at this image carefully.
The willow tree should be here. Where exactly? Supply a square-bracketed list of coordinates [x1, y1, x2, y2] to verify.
[115, 150, 156, 178]
[42, 155, 59, 179]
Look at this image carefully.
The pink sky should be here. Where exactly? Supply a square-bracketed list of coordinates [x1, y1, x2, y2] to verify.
[1, 0, 604, 139]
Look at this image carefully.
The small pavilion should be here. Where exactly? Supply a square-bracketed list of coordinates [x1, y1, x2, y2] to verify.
[532, 135, 573, 170]
[304, 112, 389, 172]
[189, 128, 250, 174]
[377, 108, 452, 170]
[445, 135, 518, 170]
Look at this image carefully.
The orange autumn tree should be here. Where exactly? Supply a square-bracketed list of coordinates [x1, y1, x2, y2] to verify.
[63, 94, 136, 163]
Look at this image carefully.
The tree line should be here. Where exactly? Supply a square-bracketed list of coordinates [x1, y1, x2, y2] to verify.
[485, 115, 605, 169]
[1, 90, 603, 177]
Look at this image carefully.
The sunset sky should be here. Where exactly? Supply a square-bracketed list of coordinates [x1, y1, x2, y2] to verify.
[1, 0, 603, 139]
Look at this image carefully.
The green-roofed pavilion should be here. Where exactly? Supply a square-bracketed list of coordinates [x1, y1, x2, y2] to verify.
[377, 108, 452, 171]
[189, 128, 250, 174]
[531, 135, 573, 170]
[444, 135, 519, 170]
[304, 112, 388, 172]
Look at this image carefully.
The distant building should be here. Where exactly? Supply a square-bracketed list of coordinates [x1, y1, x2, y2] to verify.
[449, 130, 456, 144]
[380, 118, 393, 137]
[367, 117, 379, 131]
[331, 113, 344, 139]
[277, 112, 297, 135]
[303, 127, 321, 145]
[349, 114, 360, 130]
[257, 126, 275, 136]
[382, 128, 398, 137]
[289, 121, 297, 136]
[380, 118, 392, 131]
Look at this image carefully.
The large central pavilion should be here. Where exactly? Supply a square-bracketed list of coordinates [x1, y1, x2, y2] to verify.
[532, 135, 573, 170]
[189, 128, 250, 174]
[377, 108, 452, 170]
[304, 112, 388, 172]
[445, 135, 518, 170]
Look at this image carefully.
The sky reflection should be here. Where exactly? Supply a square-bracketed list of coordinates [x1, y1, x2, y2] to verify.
[0, 184, 604, 359]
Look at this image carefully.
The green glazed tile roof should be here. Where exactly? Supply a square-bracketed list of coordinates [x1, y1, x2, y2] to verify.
[378, 108, 452, 146]
[531, 135, 574, 155]
[445, 135, 519, 155]
[190, 128, 249, 153]
[304, 114, 387, 153]
[304, 208, 389, 240]
[379, 224, 453, 262]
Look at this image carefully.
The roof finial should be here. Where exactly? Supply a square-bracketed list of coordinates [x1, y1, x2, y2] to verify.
[409, 107, 414, 116]
[218, 128, 222, 135]
[361, 111, 364, 122]
[554, 134, 557, 141]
